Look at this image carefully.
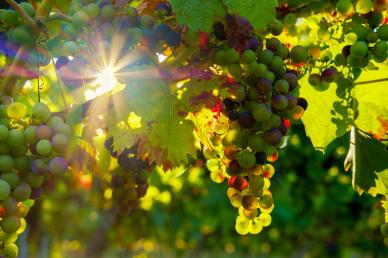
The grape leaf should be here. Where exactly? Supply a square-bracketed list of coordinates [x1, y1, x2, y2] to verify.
[169, 0, 226, 32]
[353, 68, 388, 140]
[300, 76, 345, 152]
[346, 128, 388, 195]
[224, 0, 278, 31]
[107, 79, 197, 169]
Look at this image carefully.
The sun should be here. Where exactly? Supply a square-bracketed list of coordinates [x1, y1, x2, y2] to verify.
[95, 66, 117, 92]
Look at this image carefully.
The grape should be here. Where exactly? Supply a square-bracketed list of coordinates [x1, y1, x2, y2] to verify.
[0, 180, 11, 201]
[350, 41, 368, 57]
[381, 224, 388, 236]
[49, 157, 68, 175]
[336, 0, 353, 15]
[1, 216, 20, 233]
[241, 50, 256, 63]
[2, 197, 17, 215]
[228, 64, 243, 80]
[0, 155, 14, 173]
[62, 41, 79, 56]
[7, 129, 24, 148]
[259, 194, 274, 209]
[0, 231, 18, 245]
[228, 175, 249, 190]
[378, 25, 388, 41]
[282, 72, 298, 90]
[31, 159, 48, 174]
[267, 114, 281, 128]
[264, 128, 282, 146]
[51, 133, 69, 153]
[6, 102, 27, 120]
[154, 24, 171, 40]
[165, 31, 181, 47]
[36, 140, 52, 156]
[290, 45, 308, 63]
[347, 55, 365, 68]
[284, 13, 297, 27]
[225, 49, 239, 64]
[248, 218, 263, 234]
[12, 183, 31, 202]
[33, 103, 51, 122]
[269, 19, 283, 36]
[367, 12, 383, 27]
[26, 174, 44, 188]
[321, 67, 337, 83]
[308, 73, 322, 87]
[0, 10, 20, 27]
[100, 4, 115, 21]
[235, 217, 249, 235]
[0, 125, 9, 141]
[257, 49, 274, 65]
[286, 94, 297, 109]
[1, 173, 19, 189]
[82, 3, 100, 18]
[237, 111, 254, 129]
[72, 11, 90, 27]
[252, 103, 272, 122]
[2, 243, 18, 258]
[36, 125, 54, 140]
[270, 56, 285, 74]
[272, 95, 288, 110]
[52, 123, 71, 135]
[224, 145, 238, 160]
[356, 0, 373, 14]
[23, 126, 36, 144]
[243, 208, 257, 219]
[248, 134, 265, 152]
[237, 150, 256, 169]
[258, 213, 272, 226]
[242, 195, 258, 211]
[275, 44, 289, 60]
[297, 98, 308, 110]
[256, 78, 272, 93]
[317, 27, 331, 41]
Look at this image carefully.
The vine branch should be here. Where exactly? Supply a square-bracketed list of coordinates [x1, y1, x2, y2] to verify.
[354, 77, 388, 85]
[4, 0, 40, 33]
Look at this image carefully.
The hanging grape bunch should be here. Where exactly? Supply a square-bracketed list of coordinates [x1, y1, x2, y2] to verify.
[0, 101, 70, 257]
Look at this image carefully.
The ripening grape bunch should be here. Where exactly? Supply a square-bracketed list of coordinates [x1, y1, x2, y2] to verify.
[203, 15, 309, 235]
[104, 137, 150, 215]
[0, 101, 71, 258]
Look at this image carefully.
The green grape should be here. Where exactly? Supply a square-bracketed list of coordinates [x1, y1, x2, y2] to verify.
[350, 41, 368, 57]
[16, 218, 26, 234]
[233, 85, 246, 102]
[270, 56, 284, 73]
[0, 232, 18, 244]
[72, 11, 90, 27]
[62, 41, 80, 56]
[243, 62, 258, 74]
[223, 129, 243, 146]
[247, 86, 259, 101]
[248, 134, 265, 152]
[100, 4, 115, 21]
[0, 125, 9, 141]
[252, 103, 272, 122]
[7, 129, 24, 147]
[374, 53, 387, 63]
[258, 213, 272, 227]
[317, 27, 331, 41]
[237, 150, 256, 169]
[1, 216, 21, 234]
[249, 174, 265, 190]
[214, 50, 228, 65]
[347, 55, 365, 67]
[1, 173, 19, 189]
[344, 32, 358, 45]
[140, 15, 154, 29]
[82, 3, 99, 18]
[206, 159, 219, 172]
[11, 26, 33, 45]
[36, 139, 52, 156]
[284, 13, 297, 27]
[229, 193, 243, 208]
[0, 10, 20, 27]
[6, 102, 27, 120]
[274, 79, 289, 94]
[26, 174, 44, 188]
[336, 0, 353, 15]
[267, 114, 281, 128]
[367, 12, 383, 27]
[240, 49, 256, 63]
[366, 31, 378, 43]
[254, 63, 268, 78]
[128, 27, 142, 46]
[259, 194, 274, 209]
[0, 142, 10, 155]
[19, 2, 35, 17]
[377, 25, 388, 41]
[269, 19, 283, 36]
[248, 218, 263, 234]
[290, 45, 308, 63]
[356, 0, 373, 14]
[33, 103, 51, 122]
[381, 224, 388, 236]
[24, 126, 37, 144]
[51, 133, 69, 153]
[275, 44, 289, 60]
[257, 49, 274, 65]
[351, 25, 371, 41]
[14, 156, 30, 173]
[12, 183, 31, 202]
[225, 49, 240, 64]
[263, 71, 275, 82]
[228, 64, 242, 80]
[235, 216, 249, 235]
[2, 197, 17, 215]
[0, 155, 14, 173]
[334, 54, 347, 66]
[1, 243, 18, 258]
[0, 180, 11, 201]
[242, 195, 258, 211]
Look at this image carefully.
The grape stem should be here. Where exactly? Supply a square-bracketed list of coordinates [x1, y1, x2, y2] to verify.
[46, 12, 73, 23]
[35, 0, 57, 20]
[354, 77, 388, 85]
[4, 0, 40, 33]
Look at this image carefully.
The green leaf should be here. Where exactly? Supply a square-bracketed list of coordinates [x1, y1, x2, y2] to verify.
[353, 68, 388, 140]
[224, 0, 278, 30]
[169, 0, 226, 32]
[107, 79, 197, 168]
[346, 128, 388, 195]
[300, 76, 347, 152]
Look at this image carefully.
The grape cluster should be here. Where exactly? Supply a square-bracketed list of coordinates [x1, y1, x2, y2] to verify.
[0, 101, 70, 257]
[209, 17, 308, 234]
[104, 137, 150, 215]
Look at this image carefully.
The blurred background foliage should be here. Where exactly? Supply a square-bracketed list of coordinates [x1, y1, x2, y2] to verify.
[19, 124, 387, 258]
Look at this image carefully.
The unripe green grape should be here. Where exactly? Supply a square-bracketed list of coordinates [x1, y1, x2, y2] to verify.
[284, 13, 297, 26]
[11, 143, 28, 156]
[258, 213, 272, 227]
[274, 79, 289, 94]
[272, 95, 288, 110]
[0, 10, 20, 27]
[347, 54, 365, 67]
[12, 183, 31, 202]
[36, 139, 52, 156]
[258, 49, 274, 65]
[267, 114, 281, 128]
[47, 116, 64, 127]
[0, 142, 11, 155]
[336, 0, 353, 15]
[252, 103, 272, 122]
[275, 44, 289, 60]
[1, 174, 19, 189]
[248, 134, 265, 152]
[263, 71, 275, 83]
[214, 50, 227, 65]
[270, 56, 284, 73]
[72, 11, 90, 27]
[334, 54, 347, 66]
[374, 52, 387, 62]
[232, 85, 246, 102]
[248, 218, 263, 234]
[229, 193, 243, 208]
[0, 125, 9, 141]
[82, 3, 99, 18]
[36, 125, 53, 140]
[33, 103, 51, 122]
[254, 63, 268, 78]
[344, 32, 358, 45]
[19, 2, 35, 17]
[269, 19, 283, 36]
[11, 26, 34, 45]
[0, 232, 18, 244]
[235, 216, 249, 235]
[0, 155, 14, 173]
[237, 150, 256, 169]
[7, 129, 24, 147]
[317, 27, 331, 41]
[241, 49, 256, 63]
[26, 174, 44, 188]
[14, 156, 30, 173]
[366, 32, 378, 43]
[228, 64, 242, 81]
[1, 243, 18, 258]
[100, 4, 115, 21]
[242, 195, 258, 211]
[6, 102, 27, 120]
[24, 126, 37, 144]
[248, 87, 259, 100]
[259, 194, 273, 209]
[2, 197, 17, 215]
[378, 25, 388, 41]
[225, 49, 240, 64]
[290, 45, 308, 63]
[367, 12, 383, 27]
[62, 41, 79, 56]
[351, 25, 370, 41]
[51, 133, 70, 153]
[1, 215, 20, 233]
[350, 41, 368, 57]
[243, 62, 258, 74]
[0, 180, 11, 201]
[356, 0, 373, 14]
